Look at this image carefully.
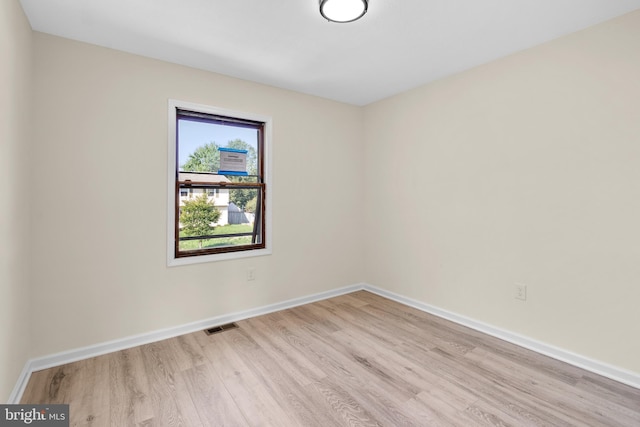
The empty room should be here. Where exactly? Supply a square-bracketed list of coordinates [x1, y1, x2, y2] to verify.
[2, 0, 640, 425]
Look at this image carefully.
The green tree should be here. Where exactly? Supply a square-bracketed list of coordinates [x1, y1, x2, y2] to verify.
[181, 139, 257, 174]
[230, 188, 257, 212]
[244, 196, 257, 213]
[179, 193, 221, 249]
[181, 142, 220, 172]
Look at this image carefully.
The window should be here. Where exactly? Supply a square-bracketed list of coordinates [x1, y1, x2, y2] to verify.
[168, 100, 272, 266]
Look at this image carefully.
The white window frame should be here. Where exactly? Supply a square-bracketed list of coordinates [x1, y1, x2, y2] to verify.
[167, 99, 272, 266]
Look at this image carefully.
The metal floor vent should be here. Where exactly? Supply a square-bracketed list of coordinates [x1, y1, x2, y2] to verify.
[204, 322, 238, 335]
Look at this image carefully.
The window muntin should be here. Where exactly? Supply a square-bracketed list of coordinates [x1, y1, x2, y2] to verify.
[168, 101, 271, 265]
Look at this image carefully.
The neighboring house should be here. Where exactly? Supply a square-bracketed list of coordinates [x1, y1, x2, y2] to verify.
[178, 172, 230, 226]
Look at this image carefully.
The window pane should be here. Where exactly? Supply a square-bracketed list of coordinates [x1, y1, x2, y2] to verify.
[178, 118, 259, 177]
[177, 186, 262, 253]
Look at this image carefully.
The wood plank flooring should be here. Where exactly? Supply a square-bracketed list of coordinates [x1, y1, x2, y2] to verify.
[21, 291, 640, 426]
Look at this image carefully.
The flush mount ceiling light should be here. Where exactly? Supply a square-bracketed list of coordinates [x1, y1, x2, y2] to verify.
[319, 0, 368, 23]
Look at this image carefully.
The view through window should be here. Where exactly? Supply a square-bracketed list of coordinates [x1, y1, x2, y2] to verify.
[173, 108, 266, 259]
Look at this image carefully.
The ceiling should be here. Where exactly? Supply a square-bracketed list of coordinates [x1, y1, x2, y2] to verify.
[19, 0, 640, 106]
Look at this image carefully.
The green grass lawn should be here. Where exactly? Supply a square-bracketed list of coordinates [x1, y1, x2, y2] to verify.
[179, 223, 255, 250]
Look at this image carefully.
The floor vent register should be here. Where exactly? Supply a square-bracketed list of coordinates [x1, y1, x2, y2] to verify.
[204, 322, 239, 335]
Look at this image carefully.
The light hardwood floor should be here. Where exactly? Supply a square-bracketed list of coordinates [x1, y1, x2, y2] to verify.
[21, 291, 640, 426]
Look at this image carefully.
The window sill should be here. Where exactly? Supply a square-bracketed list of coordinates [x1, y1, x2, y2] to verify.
[167, 247, 272, 267]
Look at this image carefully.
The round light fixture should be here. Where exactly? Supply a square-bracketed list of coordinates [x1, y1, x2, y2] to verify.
[319, 0, 368, 23]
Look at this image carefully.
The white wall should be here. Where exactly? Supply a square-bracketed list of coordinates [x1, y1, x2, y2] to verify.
[29, 34, 365, 357]
[0, 0, 32, 401]
[364, 10, 640, 374]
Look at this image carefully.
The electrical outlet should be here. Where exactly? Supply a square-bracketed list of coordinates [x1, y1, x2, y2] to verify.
[515, 283, 527, 301]
[247, 268, 256, 281]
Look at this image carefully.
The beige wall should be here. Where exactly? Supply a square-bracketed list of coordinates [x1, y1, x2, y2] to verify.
[4, 2, 639, 398]
[364, 10, 640, 373]
[29, 34, 365, 357]
[0, 0, 33, 401]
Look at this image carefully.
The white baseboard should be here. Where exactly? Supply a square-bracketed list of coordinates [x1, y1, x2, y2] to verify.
[10, 283, 364, 403]
[11, 281, 639, 403]
[362, 284, 640, 390]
